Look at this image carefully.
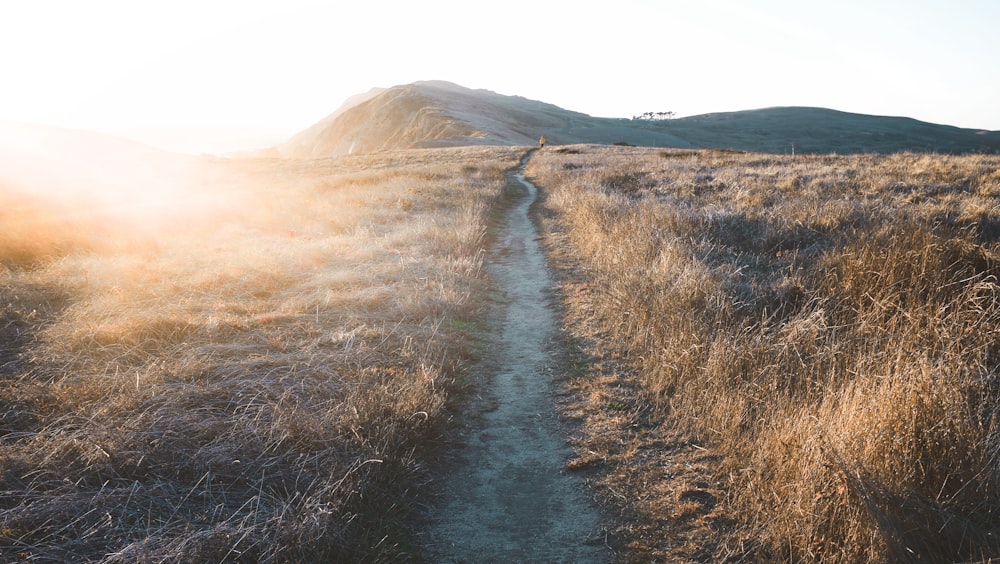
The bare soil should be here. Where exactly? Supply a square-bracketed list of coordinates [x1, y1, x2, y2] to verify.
[418, 151, 609, 562]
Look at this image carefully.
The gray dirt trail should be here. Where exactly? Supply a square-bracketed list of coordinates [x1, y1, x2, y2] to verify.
[419, 151, 608, 562]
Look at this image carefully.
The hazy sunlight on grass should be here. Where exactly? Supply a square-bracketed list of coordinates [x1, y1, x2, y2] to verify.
[0, 139, 523, 560]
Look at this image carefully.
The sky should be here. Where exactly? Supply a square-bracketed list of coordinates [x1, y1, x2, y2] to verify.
[2, 0, 998, 153]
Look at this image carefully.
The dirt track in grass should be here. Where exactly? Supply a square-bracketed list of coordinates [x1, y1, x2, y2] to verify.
[418, 150, 609, 562]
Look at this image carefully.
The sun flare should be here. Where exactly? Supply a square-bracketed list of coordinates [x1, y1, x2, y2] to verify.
[0, 122, 256, 261]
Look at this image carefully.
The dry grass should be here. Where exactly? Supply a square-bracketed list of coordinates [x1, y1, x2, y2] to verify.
[0, 145, 524, 561]
[530, 145, 1000, 561]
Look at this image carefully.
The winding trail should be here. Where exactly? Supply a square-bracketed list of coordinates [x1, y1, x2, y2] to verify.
[419, 151, 608, 561]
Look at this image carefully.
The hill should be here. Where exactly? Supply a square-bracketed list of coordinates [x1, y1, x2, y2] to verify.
[280, 81, 1000, 157]
[666, 106, 1000, 154]
[279, 81, 691, 157]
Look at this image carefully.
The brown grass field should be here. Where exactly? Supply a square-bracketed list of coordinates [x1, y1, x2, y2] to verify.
[0, 145, 523, 561]
[528, 145, 1000, 561]
[6, 138, 1000, 562]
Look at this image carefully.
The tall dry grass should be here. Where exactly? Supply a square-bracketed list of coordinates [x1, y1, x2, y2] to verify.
[529, 145, 1000, 561]
[0, 145, 523, 560]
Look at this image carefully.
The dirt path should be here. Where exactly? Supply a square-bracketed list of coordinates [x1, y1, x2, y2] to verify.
[419, 151, 608, 562]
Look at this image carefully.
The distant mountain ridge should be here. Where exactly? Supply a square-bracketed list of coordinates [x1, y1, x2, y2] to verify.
[665, 106, 1000, 154]
[280, 81, 1000, 157]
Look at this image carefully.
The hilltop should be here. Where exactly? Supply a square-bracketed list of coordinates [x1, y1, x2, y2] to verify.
[280, 81, 1000, 157]
[279, 81, 690, 157]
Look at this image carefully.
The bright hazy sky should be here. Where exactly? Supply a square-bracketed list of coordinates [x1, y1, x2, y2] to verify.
[2, 0, 998, 153]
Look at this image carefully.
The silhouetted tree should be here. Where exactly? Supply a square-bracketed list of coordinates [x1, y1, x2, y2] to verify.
[632, 111, 676, 121]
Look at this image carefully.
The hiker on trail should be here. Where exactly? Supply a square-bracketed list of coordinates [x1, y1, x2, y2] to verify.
[539, 135, 546, 149]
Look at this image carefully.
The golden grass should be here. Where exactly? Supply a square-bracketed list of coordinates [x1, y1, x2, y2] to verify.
[529, 145, 1000, 561]
[0, 145, 523, 560]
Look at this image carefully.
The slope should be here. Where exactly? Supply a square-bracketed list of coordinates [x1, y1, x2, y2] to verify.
[665, 106, 1000, 154]
[280, 81, 1000, 157]
[279, 81, 690, 157]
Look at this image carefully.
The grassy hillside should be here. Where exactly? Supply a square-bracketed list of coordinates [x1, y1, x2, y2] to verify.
[663, 107, 1000, 154]
[528, 145, 1000, 561]
[278, 81, 1000, 158]
[0, 145, 524, 560]
[281, 81, 691, 158]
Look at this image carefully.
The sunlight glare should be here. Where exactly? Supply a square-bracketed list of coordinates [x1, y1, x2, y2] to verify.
[0, 122, 242, 239]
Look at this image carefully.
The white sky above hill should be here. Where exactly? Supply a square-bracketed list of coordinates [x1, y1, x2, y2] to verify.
[2, 0, 998, 153]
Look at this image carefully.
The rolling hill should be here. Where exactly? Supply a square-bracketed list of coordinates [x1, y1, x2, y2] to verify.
[280, 81, 1000, 157]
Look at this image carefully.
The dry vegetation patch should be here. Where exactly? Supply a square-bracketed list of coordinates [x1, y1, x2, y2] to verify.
[530, 145, 1000, 561]
[0, 146, 523, 560]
